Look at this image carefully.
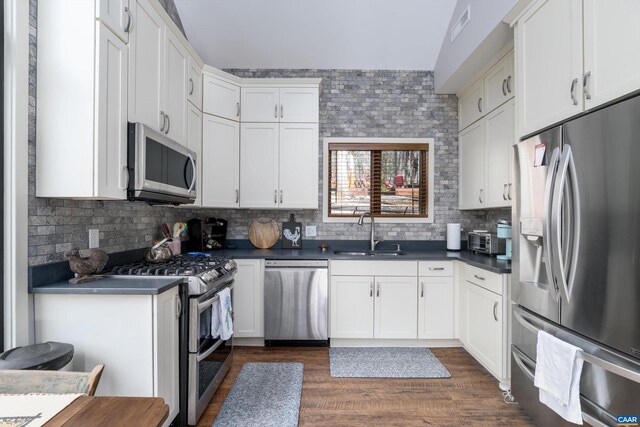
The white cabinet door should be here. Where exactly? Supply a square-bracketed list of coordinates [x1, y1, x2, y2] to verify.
[240, 123, 279, 208]
[96, 0, 130, 42]
[418, 277, 454, 339]
[330, 276, 375, 339]
[517, 0, 583, 137]
[94, 23, 128, 200]
[374, 276, 418, 339]
[186, 104, 202, 206]
[233, 259, 264, 338]
[484, 100, 514, 208]
[203, 75, 241, 121]
[164, 30, 188, 145]
[202, 115, 240, 208]
[279, 88, 319, 122]
[458, 120, 485, 209]
[483, 51, 514, 113]
[458, 79, 484, 131]
[128, 0, 164, 132]
[464, 282, 503, 378]
[241, 87, 280, 122]
[583, 0, 640, 110]
[153, 287, 179, 425]
[187, 57, 202, 110]
[278, 123, 319, 209]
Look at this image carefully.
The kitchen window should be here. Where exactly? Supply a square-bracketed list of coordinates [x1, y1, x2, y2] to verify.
[323, 138, 435, 223]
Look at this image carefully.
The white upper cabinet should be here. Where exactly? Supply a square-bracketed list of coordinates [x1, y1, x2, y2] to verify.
[186, 104, 202, 206]
[278, 123, 319, 209]
[203, 74, 241, 121]
[241, 87, 281, 122]
[96, 0, 131, 42]
[202, 115, 240, 208]
[242, 87, 319, 123]
[240, 123, 280, 208]
[128, 0, 165, 132]
[458, 79, 484, 131]
[582, 0, 640, 110]
[36, 0, 128, 200]
[516, 0, 583, 136]
[483, 51, 514, 113]
[163, 29, 188, 145]
[187, 57, 203, 110]
[458, 120, 485, 209]
[484, 100, 514, 208]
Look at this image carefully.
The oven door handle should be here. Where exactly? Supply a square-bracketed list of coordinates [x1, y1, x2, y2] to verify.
[197, 339, 224, 362]
[197, 282, 234, 311]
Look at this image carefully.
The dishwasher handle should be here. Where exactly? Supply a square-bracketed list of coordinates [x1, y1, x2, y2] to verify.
[265, 260, 328, 268]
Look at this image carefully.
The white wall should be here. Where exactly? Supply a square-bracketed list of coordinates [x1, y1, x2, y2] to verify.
[434, 0, 518, 94]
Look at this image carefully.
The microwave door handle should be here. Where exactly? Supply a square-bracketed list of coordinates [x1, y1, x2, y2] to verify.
[542, 147, 561, 301]
[186, 153, 197, 193]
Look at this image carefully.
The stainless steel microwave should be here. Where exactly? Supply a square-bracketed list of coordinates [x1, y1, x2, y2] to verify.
[127, 122, 197, 205]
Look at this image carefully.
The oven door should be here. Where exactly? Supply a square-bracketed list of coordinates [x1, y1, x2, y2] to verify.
[128, 122, 196, 204]
[189, 281, 234, 354]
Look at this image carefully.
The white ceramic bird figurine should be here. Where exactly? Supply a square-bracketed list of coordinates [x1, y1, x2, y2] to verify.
[283, 226, 301, 247]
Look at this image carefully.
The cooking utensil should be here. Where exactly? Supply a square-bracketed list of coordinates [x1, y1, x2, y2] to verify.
[161, 223, 172, 238]
[248, 218, 279, 249]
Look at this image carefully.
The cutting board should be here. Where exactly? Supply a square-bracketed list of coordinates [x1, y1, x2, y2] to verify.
[248, 218, 280, 249]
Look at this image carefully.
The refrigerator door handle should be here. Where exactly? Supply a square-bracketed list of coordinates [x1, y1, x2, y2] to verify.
[551, 145, 580, 304]
[542, 147, 561, 301]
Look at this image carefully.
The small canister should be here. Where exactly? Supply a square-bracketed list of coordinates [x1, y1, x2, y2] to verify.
[496, 219, 512, 239]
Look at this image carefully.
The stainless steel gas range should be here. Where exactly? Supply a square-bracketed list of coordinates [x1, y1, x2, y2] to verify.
[109, 253, 237, 426]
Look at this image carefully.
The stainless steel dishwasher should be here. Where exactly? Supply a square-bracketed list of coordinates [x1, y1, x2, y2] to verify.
[264, 260, 328, 346]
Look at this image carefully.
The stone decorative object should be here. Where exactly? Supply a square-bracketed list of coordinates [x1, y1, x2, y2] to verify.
[65, 249, 109, 284]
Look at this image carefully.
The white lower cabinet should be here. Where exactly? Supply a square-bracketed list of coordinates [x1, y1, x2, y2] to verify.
[330, 275, 375, 339]
[418, 277, 454, 339]
[232, 259, 264, 338]
[34, 287, 180, 426]
[374, 277, 418, 339]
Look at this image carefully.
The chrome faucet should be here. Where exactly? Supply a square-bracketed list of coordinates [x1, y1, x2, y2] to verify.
[357, 211, 381, 251]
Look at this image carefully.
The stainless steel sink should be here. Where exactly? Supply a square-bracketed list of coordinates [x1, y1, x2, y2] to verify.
[333, 250, 405, 257]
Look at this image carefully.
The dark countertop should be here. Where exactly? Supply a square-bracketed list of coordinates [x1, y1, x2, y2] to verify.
[29, 276, 183, 295]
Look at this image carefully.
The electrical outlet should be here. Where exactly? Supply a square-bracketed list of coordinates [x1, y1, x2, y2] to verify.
[305, 226, 317, 237]
[89, 229, 99, 249]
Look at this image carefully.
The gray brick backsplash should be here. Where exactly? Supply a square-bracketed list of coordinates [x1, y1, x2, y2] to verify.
[27, 1, 509, 266]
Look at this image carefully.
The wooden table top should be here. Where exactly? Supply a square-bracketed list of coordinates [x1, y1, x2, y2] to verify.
[45, 396, 169, 427]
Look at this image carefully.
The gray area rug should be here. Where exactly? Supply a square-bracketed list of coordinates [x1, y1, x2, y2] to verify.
[330, 347, 451, 378]
[213, 362, 304, 427]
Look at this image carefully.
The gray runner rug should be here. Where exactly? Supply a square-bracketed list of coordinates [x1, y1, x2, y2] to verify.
[330, 347, 451, 378]
[213, 362, 304, 427]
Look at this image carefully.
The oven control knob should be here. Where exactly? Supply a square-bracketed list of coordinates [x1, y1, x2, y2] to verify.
[208, 270, 219, 280]
[224, 261, 236, 271]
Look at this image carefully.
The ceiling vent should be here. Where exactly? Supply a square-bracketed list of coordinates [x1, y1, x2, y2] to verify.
[450, 5, 471, 42]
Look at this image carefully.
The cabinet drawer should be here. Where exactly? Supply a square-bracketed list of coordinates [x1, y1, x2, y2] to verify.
[418, 261, 453, 277]
[464, 264, 503, 295]
[330, 260, 417, 276]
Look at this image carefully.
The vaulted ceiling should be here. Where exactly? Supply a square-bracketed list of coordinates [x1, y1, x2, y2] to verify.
[174, 0, 457, 70]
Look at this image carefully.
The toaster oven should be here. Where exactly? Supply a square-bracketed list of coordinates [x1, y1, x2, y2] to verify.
[467, 232, 505, 255]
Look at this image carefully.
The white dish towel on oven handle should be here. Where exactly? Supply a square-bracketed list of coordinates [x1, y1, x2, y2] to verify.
[211, 287, 233, 341]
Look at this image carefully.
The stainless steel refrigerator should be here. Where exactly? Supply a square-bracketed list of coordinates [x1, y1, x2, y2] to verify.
[512, 93, 640, 426]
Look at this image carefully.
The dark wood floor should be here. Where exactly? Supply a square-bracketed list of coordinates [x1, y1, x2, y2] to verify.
[197, 346, 534, 426]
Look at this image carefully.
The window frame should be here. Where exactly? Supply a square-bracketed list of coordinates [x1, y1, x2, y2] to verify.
[323, 138, 435, 223]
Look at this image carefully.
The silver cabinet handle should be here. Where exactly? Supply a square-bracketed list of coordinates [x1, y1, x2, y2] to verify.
[160, 111, 166, 132]
[370, 282, 373, 297]
[274, 190, 277, 204]
[503, 184, 508, 200]
[493, 302, 498, 321]
[165, 114, 171, 134]
[507, 76, 512, 93]
[175, 294, 182, 320]
[583, 71, 592, 100]
[570, 78, 579, 105]
[236, 102, 240, 117]
[502, 79, 507, 96]
[474, 274, 485, 281]
[429, 267, 445, 271]
[508, 183, 512, 200]
[479, 188, 484, 204]
[376, 282, 380, 297]
[123, 6, 131, 33]
[280, 190, 283, 204]
[420, 282, 424, 298]
[477, 97, 482, 113]
[235, 189, 239, 204]
[280, 104, 283, 118]
[274, 104, 278, 118]
[189, 78, 194, 96]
